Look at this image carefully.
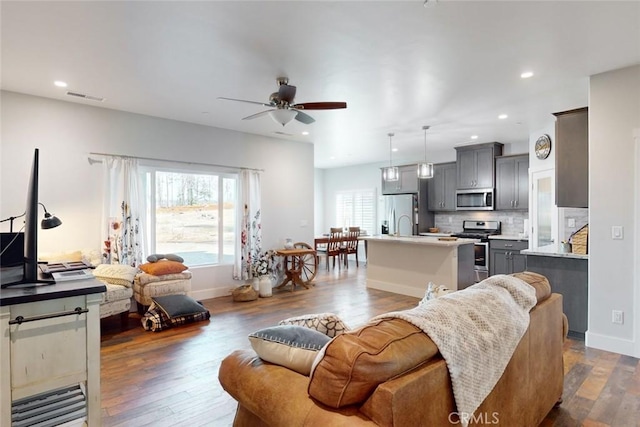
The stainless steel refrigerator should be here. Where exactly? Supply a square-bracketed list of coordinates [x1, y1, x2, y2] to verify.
[382, 194, 418, 236]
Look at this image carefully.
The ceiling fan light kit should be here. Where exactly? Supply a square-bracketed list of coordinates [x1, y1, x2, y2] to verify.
[269, 109, 297, 126]
[417, 125, 434, 179]
[383, 132, 399, 182]
[219, 78, 347, 127]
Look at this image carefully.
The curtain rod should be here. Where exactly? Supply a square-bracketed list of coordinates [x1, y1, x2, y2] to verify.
[87, 151, 264, 172]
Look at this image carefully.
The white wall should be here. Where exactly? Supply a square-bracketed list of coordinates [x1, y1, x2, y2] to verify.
[587, 65, 640, 357]
[0, 90, 315, 299]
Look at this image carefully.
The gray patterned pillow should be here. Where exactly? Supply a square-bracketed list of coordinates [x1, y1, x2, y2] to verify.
[249, 325, 331, 375]
[278, 313, 350, 338]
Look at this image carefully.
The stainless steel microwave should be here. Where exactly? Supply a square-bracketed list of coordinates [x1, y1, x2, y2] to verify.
[456, 188, 495, 211]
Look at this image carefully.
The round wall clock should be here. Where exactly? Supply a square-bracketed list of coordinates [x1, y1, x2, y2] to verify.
[535, 134, 552, 159]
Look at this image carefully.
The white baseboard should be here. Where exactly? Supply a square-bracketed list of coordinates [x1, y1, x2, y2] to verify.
[585, 330, 638, 357]
[190, 286, 235, 301]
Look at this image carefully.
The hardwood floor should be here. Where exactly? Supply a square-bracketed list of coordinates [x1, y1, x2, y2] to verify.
[100, 264, 640, 427]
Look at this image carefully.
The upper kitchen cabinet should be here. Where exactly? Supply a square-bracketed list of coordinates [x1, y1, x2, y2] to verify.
[427, 162, 457, 211]
[553, 107, 588, 208]
[381, 164, 419, 194]
[496, 154, 529, 210]
[455, 142, 504, 189]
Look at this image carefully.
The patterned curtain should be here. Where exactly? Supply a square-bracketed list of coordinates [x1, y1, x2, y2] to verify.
[102, 157, 146, 266]
[234, 169, 261, 280]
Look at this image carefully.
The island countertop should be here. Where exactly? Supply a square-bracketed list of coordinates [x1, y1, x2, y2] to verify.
[362, 235, 478, 247]
[0, 276, 106, 306]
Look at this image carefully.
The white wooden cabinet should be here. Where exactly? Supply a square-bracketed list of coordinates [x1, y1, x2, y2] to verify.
[0, 282, 103, 426]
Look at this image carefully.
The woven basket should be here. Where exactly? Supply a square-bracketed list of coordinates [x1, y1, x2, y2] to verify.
[569, 224, 588, 255]
[232, 285, 258, 302]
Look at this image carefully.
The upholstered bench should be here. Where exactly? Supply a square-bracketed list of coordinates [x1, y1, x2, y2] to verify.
[99, 283, 133, 325]
[92, 264, 139, 327]
[133, 272, 192, 314]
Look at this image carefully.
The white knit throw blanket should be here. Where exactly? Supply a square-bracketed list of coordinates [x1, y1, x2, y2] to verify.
[371, 275, 537, 427]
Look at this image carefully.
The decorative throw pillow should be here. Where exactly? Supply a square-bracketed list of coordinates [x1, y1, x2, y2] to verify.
[139, 260, 188, 276]
[151, 294, 208, 318]
[248, 325, 331, 375]
[93, 263, 138, 286]
[278, 313, 350, 338]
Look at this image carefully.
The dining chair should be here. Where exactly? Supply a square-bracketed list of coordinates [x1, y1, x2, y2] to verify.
[317, 228, 343, 270]
[342, 227, 360, 268]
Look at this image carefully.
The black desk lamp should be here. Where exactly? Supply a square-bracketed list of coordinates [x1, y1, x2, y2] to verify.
[39, 203, 62, 229]
[0, 202, 62, 232]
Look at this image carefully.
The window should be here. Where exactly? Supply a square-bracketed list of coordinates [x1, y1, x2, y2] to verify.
[143, 166, 237, 266]
[335, 189, 376, 235]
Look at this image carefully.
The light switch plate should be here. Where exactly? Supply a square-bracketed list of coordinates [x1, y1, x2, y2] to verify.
[568, 218, 576, 228]
[612, 226, 624, 240]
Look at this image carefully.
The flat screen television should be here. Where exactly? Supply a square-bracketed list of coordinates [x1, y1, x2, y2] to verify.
[1, 148, 55, 288]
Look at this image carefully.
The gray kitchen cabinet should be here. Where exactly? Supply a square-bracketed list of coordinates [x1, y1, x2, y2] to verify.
[381, 164, 419, 194]
[489, 239, 528, 275]
[455, 142, 503, 189]
[553, 107, 588, 208]
[496, 154, 529, 210]
[526, 255, 588, 339]
[427, 162, 457, 211]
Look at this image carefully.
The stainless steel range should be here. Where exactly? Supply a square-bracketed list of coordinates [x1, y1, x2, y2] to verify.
[453, 220, 501, 281]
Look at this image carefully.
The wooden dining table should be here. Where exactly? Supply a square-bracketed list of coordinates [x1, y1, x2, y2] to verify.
[274, 247, 317, 291]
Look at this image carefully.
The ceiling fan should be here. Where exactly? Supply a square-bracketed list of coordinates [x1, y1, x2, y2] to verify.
[218, 77, 347, 126]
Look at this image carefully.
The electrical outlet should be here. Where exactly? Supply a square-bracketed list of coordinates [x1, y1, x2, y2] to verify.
[448, 216, 452, 224]
[507, 217, 513, 225]
[568, 218, 576, 227]
[612, 310, 624, 324]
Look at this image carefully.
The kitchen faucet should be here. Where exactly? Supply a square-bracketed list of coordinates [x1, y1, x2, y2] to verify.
[396, 214, 413, 237]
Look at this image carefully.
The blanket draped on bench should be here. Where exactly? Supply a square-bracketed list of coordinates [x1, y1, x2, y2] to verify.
[371, 274, 536, 427]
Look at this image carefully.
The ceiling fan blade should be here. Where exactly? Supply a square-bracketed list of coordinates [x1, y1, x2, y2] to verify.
[294, 110, 315, 124]
[291, 102, 347, 110]
[278, 84, 297, 104]
[218, 97, 272, 107]
[242, 110, 273, 120]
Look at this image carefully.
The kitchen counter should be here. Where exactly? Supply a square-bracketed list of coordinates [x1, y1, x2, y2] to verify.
[522, 244, 588, 260]
[363, 235, 478, 247]
[489, 235, 529, 242]
[364, 236, 476, 298]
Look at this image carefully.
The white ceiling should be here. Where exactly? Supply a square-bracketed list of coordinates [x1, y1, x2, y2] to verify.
[2, 1, 639, 169]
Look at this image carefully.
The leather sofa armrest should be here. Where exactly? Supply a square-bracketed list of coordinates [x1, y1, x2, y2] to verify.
[218, 350, 376, 427]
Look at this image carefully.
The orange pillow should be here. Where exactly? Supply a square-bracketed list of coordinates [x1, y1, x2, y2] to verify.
[139, 260, 188, 276]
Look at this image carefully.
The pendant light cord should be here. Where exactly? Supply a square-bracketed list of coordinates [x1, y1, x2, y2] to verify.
[423, 125, 430, 162]
[388, 132, 395, 167]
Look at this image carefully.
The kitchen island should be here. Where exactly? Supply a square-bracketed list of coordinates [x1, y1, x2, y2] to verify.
[363, 235, 477, 298]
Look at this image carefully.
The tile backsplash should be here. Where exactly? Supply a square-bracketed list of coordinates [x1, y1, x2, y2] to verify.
[434, 211, 529, 236]
[560, 207, 588, 242]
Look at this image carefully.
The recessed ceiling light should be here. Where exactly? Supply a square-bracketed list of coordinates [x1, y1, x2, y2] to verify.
[520, 71, 534, 79]
[498, 114, 508, 120]
[471, 135, 479, 140]
[302, 131, 309, 136]
[54, 81, 68, 88]
[329, 156, 336, 160]
[392, 148, 398, 152]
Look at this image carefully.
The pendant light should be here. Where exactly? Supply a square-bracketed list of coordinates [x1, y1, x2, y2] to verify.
[417, 125, 434, 179]
[383, 132, 399, 181]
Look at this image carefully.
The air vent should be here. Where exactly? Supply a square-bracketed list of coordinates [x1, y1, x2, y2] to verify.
[66, 91, 104, 102]
[273, 131, 293, 136]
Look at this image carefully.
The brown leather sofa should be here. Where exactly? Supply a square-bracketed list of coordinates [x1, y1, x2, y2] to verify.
[219, 272, 566, 426]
